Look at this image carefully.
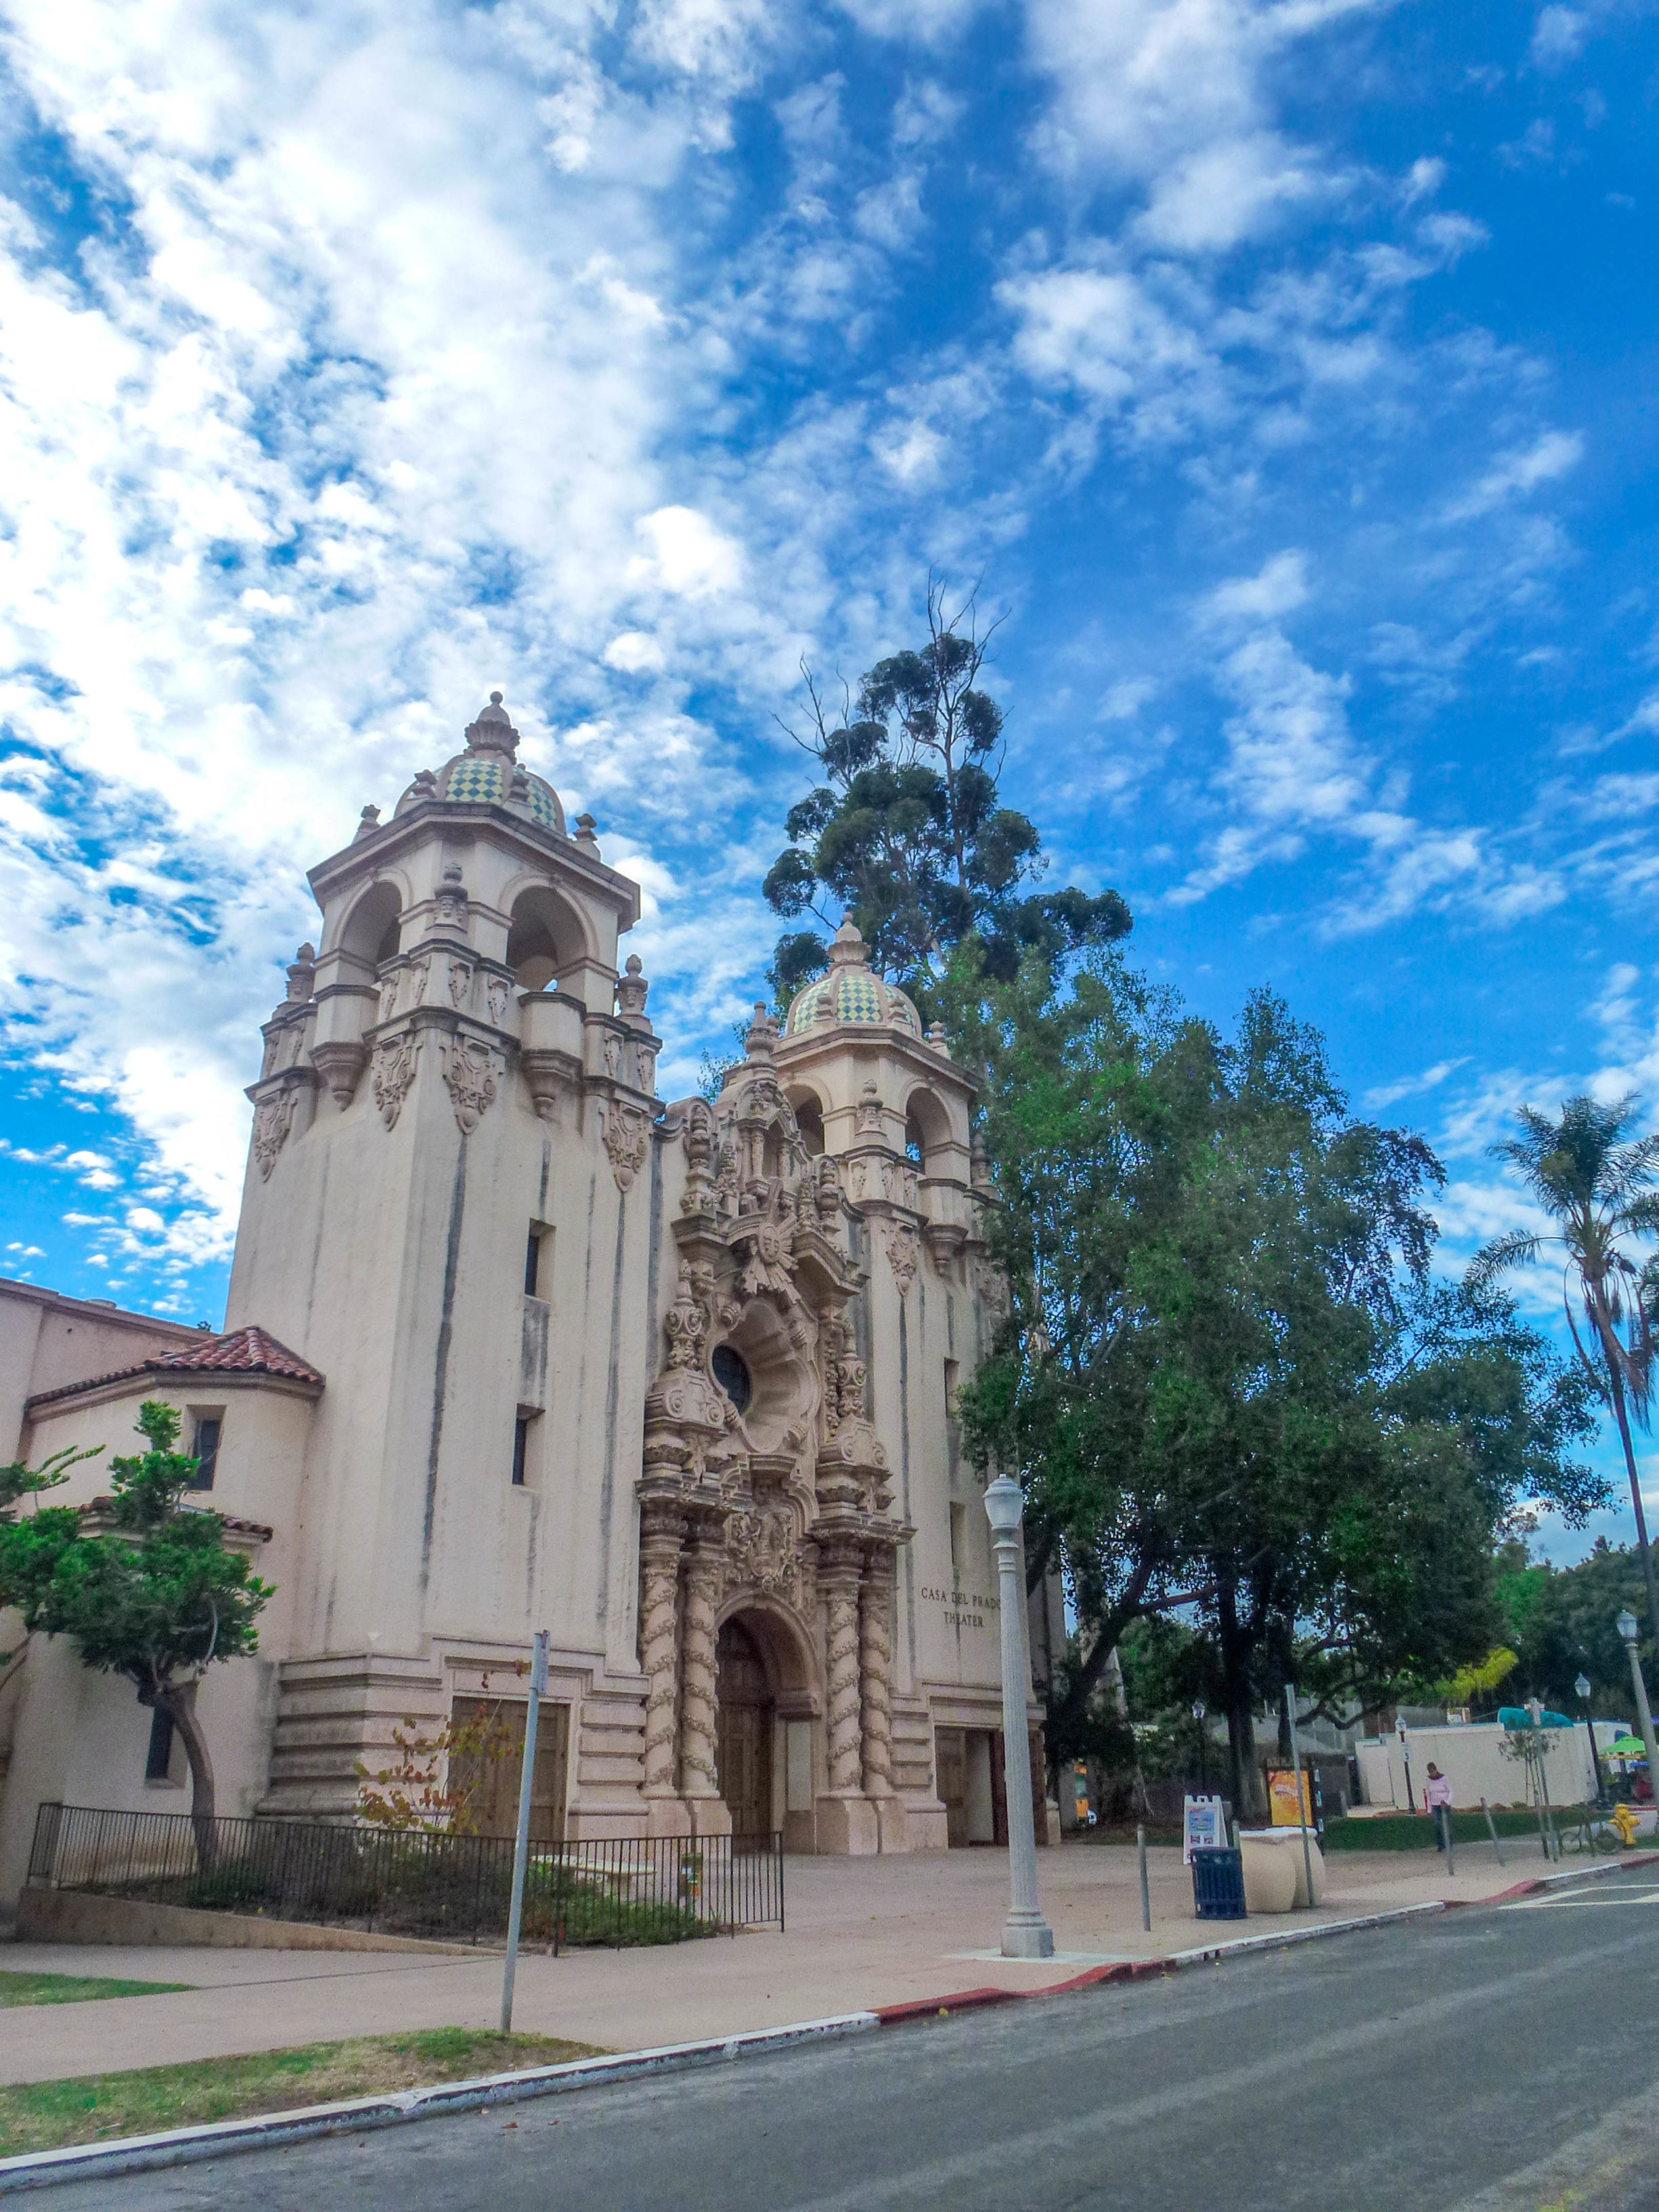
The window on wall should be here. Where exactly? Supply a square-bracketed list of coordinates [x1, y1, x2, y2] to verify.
[512, 1412, 535, 1487]
[949, 1502, 968, 1589]
[905, 1115, 926, 1167]
[186, 1414, 222, 1492]
[524, 1224, 545, 1297]
[145, 1706, 176, 1782]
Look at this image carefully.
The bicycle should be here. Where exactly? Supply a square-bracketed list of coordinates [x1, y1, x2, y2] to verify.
[1561, 1807, 1638, 1854]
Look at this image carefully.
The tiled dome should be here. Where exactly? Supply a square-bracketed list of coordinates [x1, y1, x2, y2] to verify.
[393, 694, 565, 836]
[783, 918, 922, 1038]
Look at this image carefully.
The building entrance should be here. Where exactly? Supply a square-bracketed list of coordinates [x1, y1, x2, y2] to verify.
[715, 1616, 775, 1837]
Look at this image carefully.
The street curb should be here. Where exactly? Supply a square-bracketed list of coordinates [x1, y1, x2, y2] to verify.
[0, 2014, 880, 2196]
[4, 1852, 1654, 2192]
[869, 1850, 1659, 2023]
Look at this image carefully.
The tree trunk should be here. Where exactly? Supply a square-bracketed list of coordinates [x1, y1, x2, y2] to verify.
[160, 1680, 219, 1874]
[1604, 1360, 1659, 1663]
[1216, 1576, 1264, 1823]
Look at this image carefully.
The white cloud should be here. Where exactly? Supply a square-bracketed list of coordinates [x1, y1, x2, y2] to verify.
[1446, 430, 1584, 520]
[627, 506, 745, 600]
[603, 632, 668, 674]
[1200, 549, 1309, 624]
[1531, 5, 1588, 66]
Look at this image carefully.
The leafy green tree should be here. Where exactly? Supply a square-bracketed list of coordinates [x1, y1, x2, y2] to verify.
[1496, 1538, 1654, 1713]
[958, 950, 1600, 1816]
[764, 580, 1130, 1014]
[1471, 1094, 1659, 1656]
[0, 1404, 272, 1864]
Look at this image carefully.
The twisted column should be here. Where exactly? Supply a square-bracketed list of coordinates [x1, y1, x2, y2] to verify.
[859, 1556, 895, 1799]
[820, 1541, 864, 1795]
[638, 1500, 684, 1798]
[678, 1540, 722, 1801]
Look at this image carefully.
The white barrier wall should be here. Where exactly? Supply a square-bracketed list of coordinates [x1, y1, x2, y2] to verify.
[1354, 1722, 1631, 1811]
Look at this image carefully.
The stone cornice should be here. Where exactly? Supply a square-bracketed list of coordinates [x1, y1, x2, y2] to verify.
[306, 800, 642, 931]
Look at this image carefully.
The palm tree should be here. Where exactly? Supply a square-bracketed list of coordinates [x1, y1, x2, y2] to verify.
[1472, 1094, 1659, 1652]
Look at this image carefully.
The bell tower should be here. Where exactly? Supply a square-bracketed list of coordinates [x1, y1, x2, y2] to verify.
[228, 694, 661, 1823]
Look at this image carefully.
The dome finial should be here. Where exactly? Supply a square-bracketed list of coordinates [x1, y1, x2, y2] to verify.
[464, 691, 518, 757]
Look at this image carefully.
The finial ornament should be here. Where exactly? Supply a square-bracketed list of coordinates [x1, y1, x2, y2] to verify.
[464, 691, 519, 758]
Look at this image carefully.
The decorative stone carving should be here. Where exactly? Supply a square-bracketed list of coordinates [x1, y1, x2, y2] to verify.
[617, 953, 649, 1021]
[442, 1035, 499, 1134]
[376, 970, 401, 1025]
[603, 1099, 651, 1191]
[636, 1043, 657, 1095]
[486, 975, 510, 1026]
[856, 1081, 884, 1136]
[258, 1029, 281, 1079]
[312, 1038, 369, 1108]
[819, 1541, 865, 1795]
[371, 1032, 420, 1130]
[972, 1251, 1010, 1321]
[726, 1503, 805, 1607]
[638, 1500, 684, 1798]
[884, 1160, 920, 1210]
[815, 1154, 841, 1225]
[285, 943, 316, 1002]
[680, 1099, 716, 1217]
[603, 1029, 621, 1080]
[251, 1090, 294, 1180]
[434, 863, 468, 933]
[678, 1541, 722, 1801]
[860, 1560, 896, 1798]
[407, 958, 429, 1006]
[447, 956, 474, 1010]
[882, 1218, 920, 1295]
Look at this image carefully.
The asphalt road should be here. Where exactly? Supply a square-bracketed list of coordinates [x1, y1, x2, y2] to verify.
[48, 1865, 1659, 2211]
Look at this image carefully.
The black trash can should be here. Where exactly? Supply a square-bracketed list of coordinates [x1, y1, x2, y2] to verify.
[1190, 1845, 1246, 1921]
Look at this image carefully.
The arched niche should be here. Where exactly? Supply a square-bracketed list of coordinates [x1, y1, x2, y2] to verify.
[903, 1084, 953, 1172]
[334, 880, 403, 977]
[506, 883, 588, 994]
[712, 1298, 813, 1455]
[784, 1086, 826, 1158]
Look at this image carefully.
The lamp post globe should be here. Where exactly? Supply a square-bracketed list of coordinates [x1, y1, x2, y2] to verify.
[1619, 1609, 1639, 1647]
[1576, 1673, 1605, 1806]
[1576, 1673, 1592, 1702]
[981, 1473, 1054, 1961]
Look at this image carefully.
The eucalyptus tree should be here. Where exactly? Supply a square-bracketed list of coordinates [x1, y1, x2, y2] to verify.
[1472, 1094, 1659, 1654]
[762, 578, 1130, 1016]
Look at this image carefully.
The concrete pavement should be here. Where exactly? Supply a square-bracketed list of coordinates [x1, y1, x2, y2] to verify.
[39, 1862, 1659, 2212]
[0, 1835, 1563, 2087]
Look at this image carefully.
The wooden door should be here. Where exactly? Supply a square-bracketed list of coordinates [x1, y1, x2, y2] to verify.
[935, 1727, 967, 1848]
[449, 1696, 569, 1841]
[715, 1619, 773, 1837]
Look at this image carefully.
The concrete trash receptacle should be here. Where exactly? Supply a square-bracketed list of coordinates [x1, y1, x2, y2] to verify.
[1237, 1830, 1300, 1913]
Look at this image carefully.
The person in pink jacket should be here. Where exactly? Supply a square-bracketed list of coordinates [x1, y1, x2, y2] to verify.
[1425, 1763, 1453, 1851]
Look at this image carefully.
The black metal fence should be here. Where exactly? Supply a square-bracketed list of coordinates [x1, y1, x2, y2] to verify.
[27, 1803, 783, 1954]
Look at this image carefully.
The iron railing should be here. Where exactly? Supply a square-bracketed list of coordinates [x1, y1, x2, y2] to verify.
[27, 1803, 783, 1954]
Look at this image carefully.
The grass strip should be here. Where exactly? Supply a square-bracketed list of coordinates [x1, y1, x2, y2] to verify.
[0, 1971, 192, 2009]
[1323, 1806, 1595, 1851]
[0, 2026, 607, 2158]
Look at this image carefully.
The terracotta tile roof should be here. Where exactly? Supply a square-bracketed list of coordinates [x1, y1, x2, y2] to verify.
[83, 1498, 275, 1543]
[26, 1324, 325, 1410]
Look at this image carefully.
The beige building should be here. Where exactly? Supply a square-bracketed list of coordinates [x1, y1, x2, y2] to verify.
[0, 693, 1057, 1910]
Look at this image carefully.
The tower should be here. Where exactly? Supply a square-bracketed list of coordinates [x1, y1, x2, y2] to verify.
[230, 694, 661, 1824]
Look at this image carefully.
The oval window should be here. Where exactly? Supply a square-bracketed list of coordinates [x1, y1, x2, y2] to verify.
[712, 1344, 752, 1414]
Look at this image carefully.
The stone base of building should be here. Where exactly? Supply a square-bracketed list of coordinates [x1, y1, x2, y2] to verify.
[814, 1792, 880, 1855]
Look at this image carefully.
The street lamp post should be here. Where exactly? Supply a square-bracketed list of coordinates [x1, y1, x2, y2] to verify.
[1616, 1610, 1658, 1801]
[1192, 1700, 1208, 1796]
[983, 1474, 1054, 1960]
[1576, 1672, 1606, 1807]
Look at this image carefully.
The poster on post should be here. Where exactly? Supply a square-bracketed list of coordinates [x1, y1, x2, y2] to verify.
[1267, 1768, 1313, 1827]
[1183, 1795, 1228, 1863]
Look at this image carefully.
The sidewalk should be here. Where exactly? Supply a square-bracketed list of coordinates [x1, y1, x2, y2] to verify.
[0, 1837, 1565, 2089]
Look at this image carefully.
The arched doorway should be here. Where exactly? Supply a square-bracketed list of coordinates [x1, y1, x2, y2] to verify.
[715, 1616, 774, 1838]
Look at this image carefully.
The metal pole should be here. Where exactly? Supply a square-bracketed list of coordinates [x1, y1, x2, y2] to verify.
[1481, 1797, 1506, 1867]
[1284, 1687, 1316, 1910]
[983, 1475, 1054, 1960]
[501, 1629, 548, 2033]
[1136, 1822, 1151, 1933]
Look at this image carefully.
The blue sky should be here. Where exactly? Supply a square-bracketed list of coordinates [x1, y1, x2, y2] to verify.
[0, 0, 1655, 1557]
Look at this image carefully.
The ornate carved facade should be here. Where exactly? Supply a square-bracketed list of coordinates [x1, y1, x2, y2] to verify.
[1, 692, 1057, 1884]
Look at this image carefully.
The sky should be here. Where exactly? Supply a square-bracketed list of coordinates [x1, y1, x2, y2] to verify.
[0, 0, 1655, 1559]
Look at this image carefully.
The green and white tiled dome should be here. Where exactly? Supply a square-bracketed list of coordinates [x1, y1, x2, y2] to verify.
[784, 919, 922, 1038]
[394, 694, 566, 836]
